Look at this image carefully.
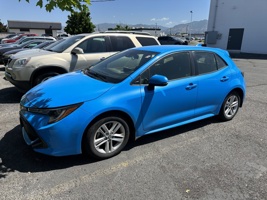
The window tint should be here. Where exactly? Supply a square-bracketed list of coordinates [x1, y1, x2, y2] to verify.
[194, 52, 217, 75]
[139, 52, 191, 84]
[215, 54, 228, 69]
[110, 36, 135, 51]
[136, 37, 159, 46]
[77, 36, 107, 53]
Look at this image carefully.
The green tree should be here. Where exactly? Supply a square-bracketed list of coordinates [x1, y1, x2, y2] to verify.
[19, 0, 91, 12]
[64, 10, 95, 34]
[113, 25, 131, 31]
[0, 21, 8, 32]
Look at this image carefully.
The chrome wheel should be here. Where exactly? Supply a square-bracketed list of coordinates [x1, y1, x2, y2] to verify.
[85, 116, 130, 159]
[219, 92, 240, 121]
[224, 95, 239, 118]
[94, 121, 125, 154]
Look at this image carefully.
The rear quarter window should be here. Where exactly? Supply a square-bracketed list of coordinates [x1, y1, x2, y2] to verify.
[110, 36, 135, 51]
[136, 37, 159, 46]
[215, 54, 228, 69]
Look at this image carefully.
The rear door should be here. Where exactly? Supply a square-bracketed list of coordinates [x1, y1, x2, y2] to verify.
[109, 36, 136, 52]
[192, 51, 232, 117]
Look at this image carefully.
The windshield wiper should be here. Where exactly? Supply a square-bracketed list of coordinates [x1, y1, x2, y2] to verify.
[83, 68, 107, 82]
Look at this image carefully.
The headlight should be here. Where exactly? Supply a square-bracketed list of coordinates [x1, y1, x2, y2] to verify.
[13, 57, 31, 68]
[21, 103, 83, 124]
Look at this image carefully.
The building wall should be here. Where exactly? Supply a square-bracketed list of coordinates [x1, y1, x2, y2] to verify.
[207, 0, 267, 54]
[8, 28, 57, 37]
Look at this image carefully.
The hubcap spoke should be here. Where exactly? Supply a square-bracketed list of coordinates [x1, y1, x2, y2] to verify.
[105, 140, 111, 153]
[95, 137, 107, 147]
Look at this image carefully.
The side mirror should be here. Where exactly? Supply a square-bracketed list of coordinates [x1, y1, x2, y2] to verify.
[71, 47, 84, 55]
[147, 74, 168, 90]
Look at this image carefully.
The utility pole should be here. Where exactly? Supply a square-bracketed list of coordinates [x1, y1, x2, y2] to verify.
[190, 11, 193, 40]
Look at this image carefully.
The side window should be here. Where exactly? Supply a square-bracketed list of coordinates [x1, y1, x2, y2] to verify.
[110, 36, 135, 51]
[194, 52, 217, 75]
[215, 54, 228, 69]
[140, 52, 191, 84]
[136, 37, 159, 46]
[77, 36, 107, 53]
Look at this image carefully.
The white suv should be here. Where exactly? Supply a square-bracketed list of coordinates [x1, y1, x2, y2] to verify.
[5, 32, 160, 92]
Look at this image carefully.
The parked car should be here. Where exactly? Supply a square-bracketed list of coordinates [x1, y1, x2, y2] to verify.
[0, 40, 51, 64]
[158, 36, 188, 45]
[1, 33, 38, 44]
[56, 33, 69, 40]
[19, 45, 246, 159]
[5, 32, 160, 92]
[2, 40, 55, 66]
[0, 33, 17, 43]
[12, 38, 65, 57]
[4, 39, 66, 64]
[0, 36, 56, 49]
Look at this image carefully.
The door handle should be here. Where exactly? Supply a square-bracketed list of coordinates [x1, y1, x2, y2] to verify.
[186, 83, 197, 90]
[220, 76, 229, 82]
[100, 57, 106, 61]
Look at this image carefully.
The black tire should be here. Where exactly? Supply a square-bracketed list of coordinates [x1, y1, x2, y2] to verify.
[85, 116, 130, 159]
[34, 72, 59, 86]
[218, 91, 240, 121]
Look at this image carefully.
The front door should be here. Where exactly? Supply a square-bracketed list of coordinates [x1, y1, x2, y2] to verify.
[139, 52, 197, 133]
[227, 28, 244, 50]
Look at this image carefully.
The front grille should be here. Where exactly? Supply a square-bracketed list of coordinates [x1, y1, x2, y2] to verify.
[20, 112, 47, 148]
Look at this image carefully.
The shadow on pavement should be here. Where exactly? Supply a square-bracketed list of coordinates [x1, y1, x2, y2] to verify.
[0, 117, 220, 179]
[0, 87, 23, 104]
[0, 125, 95, 179]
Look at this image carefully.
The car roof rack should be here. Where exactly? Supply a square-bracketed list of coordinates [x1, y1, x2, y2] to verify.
[101, 31, 151, 35]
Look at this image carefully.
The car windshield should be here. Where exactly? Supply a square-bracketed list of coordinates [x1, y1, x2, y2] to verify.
[17, 41, 30, 48]
[49, 35, 85, 53]
[84, 49, 159, 83]
[33, 41, 54, 49]
[16, 36, 27, 43]
[43, 39, 65, 51]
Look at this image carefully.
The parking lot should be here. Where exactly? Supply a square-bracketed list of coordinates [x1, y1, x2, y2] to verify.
[0, 58, 267, 199]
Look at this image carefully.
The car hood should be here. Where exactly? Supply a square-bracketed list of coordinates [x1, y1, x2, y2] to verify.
[21, 71, 114, 108]
[12, 49, 55, 59]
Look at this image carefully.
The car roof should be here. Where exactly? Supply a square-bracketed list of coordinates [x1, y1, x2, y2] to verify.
[76, 32, 156, 37]
[134, 45, 230, 56]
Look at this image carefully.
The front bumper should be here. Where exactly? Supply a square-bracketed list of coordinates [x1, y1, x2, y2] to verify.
[5, 71, 31, 93]
[19, 105, 91, 156]
[20, 113, 47, 148]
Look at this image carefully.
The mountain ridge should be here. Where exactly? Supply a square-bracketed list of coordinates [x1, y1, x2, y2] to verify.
[95, 19, 208, 34]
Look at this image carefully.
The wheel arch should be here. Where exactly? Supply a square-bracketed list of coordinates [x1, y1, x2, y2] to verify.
[230, 87, 245, 107]
[81, 110, 135, 154]
[30, 66, 68, 87]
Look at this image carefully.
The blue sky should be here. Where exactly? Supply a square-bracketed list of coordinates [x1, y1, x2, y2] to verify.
[0, 0, 210, 27]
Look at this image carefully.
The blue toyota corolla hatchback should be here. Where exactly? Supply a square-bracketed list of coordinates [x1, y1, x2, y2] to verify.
[20, 45, 246, 159]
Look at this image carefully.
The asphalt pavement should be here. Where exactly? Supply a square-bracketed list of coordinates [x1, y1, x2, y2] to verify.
[0, 59, 267, 200]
